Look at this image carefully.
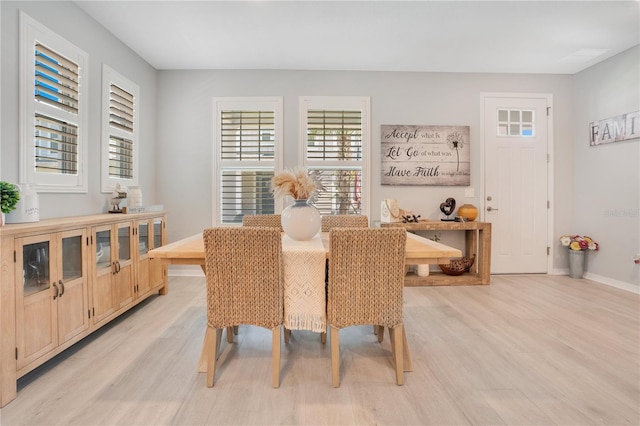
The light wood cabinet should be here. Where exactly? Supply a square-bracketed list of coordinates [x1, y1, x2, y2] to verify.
[15, 229, 90, 370]
[91, 222, 136, 326]
[0, 213, 167, 407]
[136, 217, 167, 298]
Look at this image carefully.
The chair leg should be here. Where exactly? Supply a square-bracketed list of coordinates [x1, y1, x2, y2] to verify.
[226, 327, 234, 343]
[321, 331, 326, 344]
[402, 326, 413, 372]
[389, 326, 404, 385]
[206, 326, 222, 387]
[233, 325, 239, 335]
[284, 328, 291, 344]
[272, 326, 281, 388]
[330, 326, 340, 387]
[377, 326, 385, 343]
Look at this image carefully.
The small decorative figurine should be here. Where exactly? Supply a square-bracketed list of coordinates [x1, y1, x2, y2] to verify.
[402, 214, 421, 223]
[109, 184, 127, 213]
[440, 197, 456, 221]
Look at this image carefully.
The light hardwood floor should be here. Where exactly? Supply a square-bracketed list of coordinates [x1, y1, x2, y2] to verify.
[1, 275, 638, 425]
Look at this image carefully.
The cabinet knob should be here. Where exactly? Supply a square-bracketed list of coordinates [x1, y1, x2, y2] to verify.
[52, 282, 59, 300]
[58, 280, 65, 297]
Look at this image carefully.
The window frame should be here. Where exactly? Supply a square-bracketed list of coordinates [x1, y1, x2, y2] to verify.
[100, 64, 140, 192]
[19, 12, 89, 193]
[212, 97, 284, 226]
[298, 96, 371, 217]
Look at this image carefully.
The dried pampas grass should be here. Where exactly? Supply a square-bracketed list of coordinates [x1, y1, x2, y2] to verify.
[272, 167, 317, 200]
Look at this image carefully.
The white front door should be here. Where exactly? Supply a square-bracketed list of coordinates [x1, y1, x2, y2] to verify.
[482, 94, 551, 273]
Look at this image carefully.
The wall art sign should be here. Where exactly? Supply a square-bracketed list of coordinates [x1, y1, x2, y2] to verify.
[381, 125, 470, 186]
[589, 110, 639, 146]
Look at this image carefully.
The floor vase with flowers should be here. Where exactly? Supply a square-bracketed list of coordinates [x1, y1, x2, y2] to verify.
[568, 250, 585, 279]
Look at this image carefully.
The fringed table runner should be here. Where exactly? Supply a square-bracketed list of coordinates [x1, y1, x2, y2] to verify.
[282, 234, 327, 332]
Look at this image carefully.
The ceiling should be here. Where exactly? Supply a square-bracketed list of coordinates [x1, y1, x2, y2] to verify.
[74, 1, 640, 74]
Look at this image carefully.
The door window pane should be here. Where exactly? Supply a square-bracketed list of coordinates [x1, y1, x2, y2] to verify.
[497, 108, 535, 137]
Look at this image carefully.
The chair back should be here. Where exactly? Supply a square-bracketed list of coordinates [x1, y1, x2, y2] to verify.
[242, 214, 283, 231]
[321, 214, 368, 232]
[328, 227, 406, 329]
[203, 227, 283, 329]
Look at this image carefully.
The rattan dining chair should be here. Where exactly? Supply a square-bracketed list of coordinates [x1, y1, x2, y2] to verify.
[242, 214, 283, 231]
[327, 227, 407, 387]
[203, 227, 284, 388]
[321, 214, 369, 232]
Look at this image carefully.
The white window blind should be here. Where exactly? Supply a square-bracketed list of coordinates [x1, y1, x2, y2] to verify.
[35, 43, 79, 114]
[21, 12, 89, 192]
[108, 84, 134, 179]
[101, 64, 139, 191]
[220, 111, 275, 160]
[214, 98, 283, 225]
[300, 97, 370, 217]
[35, 114, 78, 174]
[109, 135, 133, 179]
[220, 169, 275, 223]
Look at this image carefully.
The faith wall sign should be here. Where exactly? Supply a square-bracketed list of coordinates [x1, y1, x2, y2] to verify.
[381, 125, 470, 186]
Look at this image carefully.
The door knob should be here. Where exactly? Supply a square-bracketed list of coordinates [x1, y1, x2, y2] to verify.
[487, 206, 499, 211]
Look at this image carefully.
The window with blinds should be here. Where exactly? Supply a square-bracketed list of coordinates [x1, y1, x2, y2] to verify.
[101, 65, 139, 191]
[35, 43, 79, 114]
[301, 97, 370, 217]
[21, 13, 88, 192]
[108, 84, 134, 179]
[214, 98, 283, 225]
[35, 114, 78, 174]
[220, 111, 275, 160]
[220, 169, 275, 223]
[307, 110, 362, 161]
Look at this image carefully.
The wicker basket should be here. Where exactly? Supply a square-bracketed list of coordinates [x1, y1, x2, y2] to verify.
[439, 254, 476, 276]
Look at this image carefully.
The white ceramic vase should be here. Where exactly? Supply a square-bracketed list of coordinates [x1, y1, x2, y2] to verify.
[281, 199, 321, 241]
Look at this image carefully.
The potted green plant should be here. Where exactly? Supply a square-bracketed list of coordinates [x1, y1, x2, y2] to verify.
[1, 181, 20, 226]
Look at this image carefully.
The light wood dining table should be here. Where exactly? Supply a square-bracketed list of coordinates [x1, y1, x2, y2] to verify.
[148, 230, 461, 373]
[148, 231, 462, 269]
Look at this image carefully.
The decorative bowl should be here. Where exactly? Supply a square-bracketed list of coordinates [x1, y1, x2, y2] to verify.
[439, 254, 476, 276]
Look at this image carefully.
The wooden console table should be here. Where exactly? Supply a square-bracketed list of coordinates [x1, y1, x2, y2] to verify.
[381, 221, 491, 286]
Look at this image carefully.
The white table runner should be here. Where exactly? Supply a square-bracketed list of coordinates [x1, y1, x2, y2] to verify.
[282, 234, 327, 333]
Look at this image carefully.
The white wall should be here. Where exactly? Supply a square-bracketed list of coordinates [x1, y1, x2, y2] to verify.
[572, 46, 640, 290]
[2, 2, 635, 288]
[0, 1, 158, 217]
[155, 70, 575, 272]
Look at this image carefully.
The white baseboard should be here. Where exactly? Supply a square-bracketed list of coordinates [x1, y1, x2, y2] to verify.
[551, 269, 639, 294]
[583, 272, 639, 294]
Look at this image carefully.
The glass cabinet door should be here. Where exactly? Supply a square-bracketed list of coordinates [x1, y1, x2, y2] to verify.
[23, 241, 51, 297]
[118, 225, 131, 262]
[95, 229, 112, 270]
[62, 235, 83, 282]
[138, 222, 149, 256]
[153, 218, 164, 249]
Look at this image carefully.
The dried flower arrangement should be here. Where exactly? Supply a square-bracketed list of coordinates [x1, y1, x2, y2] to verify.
[271, 167, 318, 200]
